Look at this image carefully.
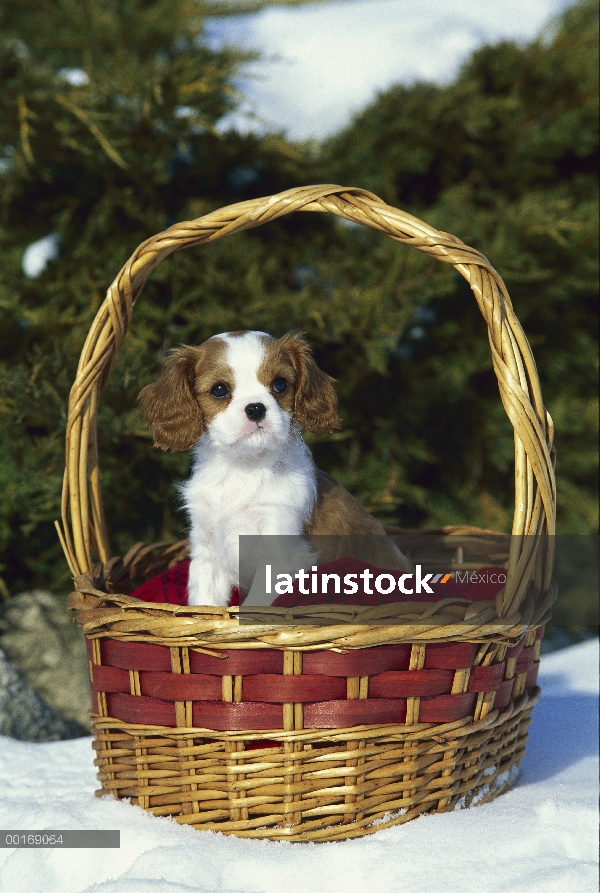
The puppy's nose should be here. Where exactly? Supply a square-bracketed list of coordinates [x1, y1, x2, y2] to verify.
[245, 402, 266, 423]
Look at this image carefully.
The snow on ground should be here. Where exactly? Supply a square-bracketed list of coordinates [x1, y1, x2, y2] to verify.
[0, 638, 597, 893]
[206, 0, 576, 139]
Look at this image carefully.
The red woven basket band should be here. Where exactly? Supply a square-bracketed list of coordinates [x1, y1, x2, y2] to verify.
[88, 630, 543, 668]
[526, 661, 540, 690]
[505, 638, 526, 659]
[90, 639, 541, 730]
[370, 668, 456, 697]
[241, 674, 348, 702]
[104, 691, 489, 730]
[468, 662, 505, 690]
[88, 639, 487, 674]
[142, 671, 224, 701]
[92, 653, 538, 702]
[190, 648, 284, 675]
[102, 675, 538, 729]
[87, 637, 544, 674]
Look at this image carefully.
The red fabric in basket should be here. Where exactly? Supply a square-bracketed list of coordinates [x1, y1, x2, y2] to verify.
[130, 560, 240, 607]
[129, 558, 506, 607]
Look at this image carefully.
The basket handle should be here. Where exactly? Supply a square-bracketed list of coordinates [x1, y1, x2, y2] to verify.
[57, 184, 556, 618]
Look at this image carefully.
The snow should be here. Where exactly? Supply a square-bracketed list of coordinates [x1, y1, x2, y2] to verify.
[0, 638, 597, 893]
[206, 0, 576, 139]
[57, 69, 89, 87]
[21, 233, 60, 279]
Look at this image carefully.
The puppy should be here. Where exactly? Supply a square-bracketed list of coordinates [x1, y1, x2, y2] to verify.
[139, 331, 409, 606]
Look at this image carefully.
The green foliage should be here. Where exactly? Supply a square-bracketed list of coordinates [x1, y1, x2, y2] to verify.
[0, 0, 314, 591]
[0, 0, 597, 595]
[318, 0, 599, 534]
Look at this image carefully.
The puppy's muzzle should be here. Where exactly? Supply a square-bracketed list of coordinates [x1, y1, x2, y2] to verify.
[245, 403, 266, 423]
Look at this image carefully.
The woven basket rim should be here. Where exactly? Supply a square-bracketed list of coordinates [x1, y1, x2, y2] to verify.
[68, 564, 556, 651]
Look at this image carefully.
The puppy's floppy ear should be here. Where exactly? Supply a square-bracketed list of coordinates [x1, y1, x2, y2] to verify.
[279, 332, 342, 434]
[138, 346, 204, 451]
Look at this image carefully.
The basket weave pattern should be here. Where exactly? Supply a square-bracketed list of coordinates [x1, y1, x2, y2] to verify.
[85, 630, 543, 840]
[61, 185, 557, 841]
[87, 633, 542, 731]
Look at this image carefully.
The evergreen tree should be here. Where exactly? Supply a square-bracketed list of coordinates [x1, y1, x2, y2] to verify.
[0, 0, 597, 597]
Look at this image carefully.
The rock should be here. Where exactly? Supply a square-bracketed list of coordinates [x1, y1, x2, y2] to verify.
[0, 646, 87, 741]
[0, 590, 91, 732]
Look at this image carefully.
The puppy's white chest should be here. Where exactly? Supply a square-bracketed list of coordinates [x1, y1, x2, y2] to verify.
[183, 436, 317, 548]
[186, 458, 313, 535]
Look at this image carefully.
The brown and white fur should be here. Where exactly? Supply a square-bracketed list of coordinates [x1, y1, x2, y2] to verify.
[139, 331, 409, 606]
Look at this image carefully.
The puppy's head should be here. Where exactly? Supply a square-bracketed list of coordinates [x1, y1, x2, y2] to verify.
[139, 331, 341, 452]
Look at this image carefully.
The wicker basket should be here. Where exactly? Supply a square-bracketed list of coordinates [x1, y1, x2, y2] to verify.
[60, 185, 557, 841]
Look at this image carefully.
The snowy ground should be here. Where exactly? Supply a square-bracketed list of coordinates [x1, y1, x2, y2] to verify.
[0, 639, 597, 893]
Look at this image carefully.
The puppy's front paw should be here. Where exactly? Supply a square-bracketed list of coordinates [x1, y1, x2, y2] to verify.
[187, 560, 233, 607]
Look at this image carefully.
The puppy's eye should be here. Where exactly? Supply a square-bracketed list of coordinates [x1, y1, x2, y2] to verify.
[210, 383, 229, 399]
[272, 377, 287, 394]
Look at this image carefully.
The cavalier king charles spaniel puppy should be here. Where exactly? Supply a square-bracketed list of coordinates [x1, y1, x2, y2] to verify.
[139, 331, 409, 606]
